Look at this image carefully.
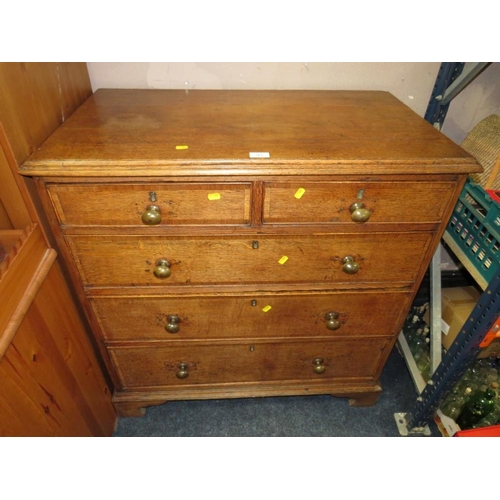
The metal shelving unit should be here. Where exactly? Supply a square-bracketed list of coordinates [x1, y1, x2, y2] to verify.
[397, 267, 499, 435]
[395, 62, 499, 436]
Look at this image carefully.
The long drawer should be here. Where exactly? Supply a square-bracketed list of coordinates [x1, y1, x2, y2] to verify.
[263, 180, 457, 224]
[67, 232, 433, 287]
[108, 338, 391, 389]
[48, 182, 252, 226]
[90, 290, 412, 342]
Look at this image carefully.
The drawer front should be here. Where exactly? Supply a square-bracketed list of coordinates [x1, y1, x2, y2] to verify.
[48, 182, 252, 226]
[90, 290, 412, 341]
[263, 181, 456, 224]
[68, 232, 433, 287]
[108, 338, 391, 389]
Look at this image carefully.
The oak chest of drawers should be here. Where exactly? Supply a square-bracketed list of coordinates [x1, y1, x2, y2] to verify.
[20, 89, 481, 417]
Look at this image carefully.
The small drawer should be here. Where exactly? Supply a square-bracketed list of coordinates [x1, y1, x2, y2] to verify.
[67, 232, 433, 287]
[90, 290, 412, 342]
[48, 182, 252, 226]
[263, 181, 457, 224]
[108, 338, 391, 389]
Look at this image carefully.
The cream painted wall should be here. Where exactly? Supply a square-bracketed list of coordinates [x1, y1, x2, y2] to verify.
[86, 62, 500, 145]
[87, 62, 440, 118]
[441, 62, 500, 145]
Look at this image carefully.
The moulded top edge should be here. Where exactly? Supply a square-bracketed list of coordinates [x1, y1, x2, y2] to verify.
[19, 157, 483, 178]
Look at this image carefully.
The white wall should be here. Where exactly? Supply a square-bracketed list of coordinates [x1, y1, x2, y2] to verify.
[87, 62, 440, 118]
[86, 62, 500, 145]
[441, 62, 500, 144]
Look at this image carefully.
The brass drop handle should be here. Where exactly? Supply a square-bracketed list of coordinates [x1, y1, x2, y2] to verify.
[349, 201, 371, 223]
[142, 204, 162, 225]
[325, 311, 341, 330]
[165, 315, 180, 334]
[153, 259, 171, 279]
[312, 358, 326, 374]
[176, 363, 189, 379]
[342, 255, 359, 275]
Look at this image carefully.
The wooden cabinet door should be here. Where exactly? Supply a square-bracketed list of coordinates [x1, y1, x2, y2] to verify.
[0, 63, 116, 436]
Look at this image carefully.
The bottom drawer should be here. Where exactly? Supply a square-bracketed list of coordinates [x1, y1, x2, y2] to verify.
[109, 338, 391, 389]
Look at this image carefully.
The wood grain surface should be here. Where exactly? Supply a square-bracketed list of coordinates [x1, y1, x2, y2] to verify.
[263, 180, 457, 224]
[108, 337, 390, 389]
[0, 259, 116, 436]
[89, 290, 412, 342]
[0, 62, 116, 435]
[0, 62, 91, 166]
[21, 89, 482, 417]
[48, 181, 251, 226]
[20, 89, 482, 177]
[67, 232, 433, 287]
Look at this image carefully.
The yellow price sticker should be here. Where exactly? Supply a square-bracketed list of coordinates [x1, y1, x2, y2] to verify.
[175, 145, 189, 150]
[294, 188, 306, 199]
[208, 193, 221, 201]
[262, 305, 272, 313]
[278, 256, 288, 265]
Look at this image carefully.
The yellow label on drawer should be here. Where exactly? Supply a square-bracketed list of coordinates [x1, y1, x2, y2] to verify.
[294, 188, 306, 199]
[208, 193, 221, 201]
[262, 305, 272, 313]
[278, 256, 288, 265]
[175, 145, 189, 150]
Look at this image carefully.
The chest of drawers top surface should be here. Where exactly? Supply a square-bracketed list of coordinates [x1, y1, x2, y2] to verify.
[20, 89, 480, 177]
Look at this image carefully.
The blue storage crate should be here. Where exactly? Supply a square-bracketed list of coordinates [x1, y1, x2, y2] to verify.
[446, 180, 500, 285]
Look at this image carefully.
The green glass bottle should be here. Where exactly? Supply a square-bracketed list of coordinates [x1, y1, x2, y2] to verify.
[456, 388, 496, 430]
[416, 340, 431, 380]
[441, 387, 473, 420]
[473, 412, 499, 429]
[408, 328, 425, 352]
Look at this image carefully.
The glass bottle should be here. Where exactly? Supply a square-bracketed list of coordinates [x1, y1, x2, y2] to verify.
[422, 325, 430, 341]
[404, 315, 421, 344]
[473, 412, 499, 429]
[416, 339, 431, 379]
[471, 365, 498, 388]
[408, 328, 425, 354]
[456, 388, 496, 430]
[489, 381, 499, 396]
[493, 396, 500, 420]
[455, 366, 483, 396]
[441, 387, 473, 420]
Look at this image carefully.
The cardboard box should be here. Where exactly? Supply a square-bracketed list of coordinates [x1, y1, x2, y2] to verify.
[425, 286, 482, 351]
[434, 408, 460, 437]
[477, 337, 500, 359]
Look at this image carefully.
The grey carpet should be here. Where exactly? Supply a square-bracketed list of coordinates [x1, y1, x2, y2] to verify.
[113, 346, 438, 437]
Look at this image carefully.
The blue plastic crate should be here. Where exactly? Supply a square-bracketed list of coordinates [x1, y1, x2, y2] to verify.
[446, 181, 500, 285]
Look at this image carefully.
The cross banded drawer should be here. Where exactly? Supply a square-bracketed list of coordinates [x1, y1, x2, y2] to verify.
[67, 232, 433, 287]
[48, 182, 252, 226]
[89, 290, 412, 342]
[263, 181, 456, 224]
[108, 338, 391, 389]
